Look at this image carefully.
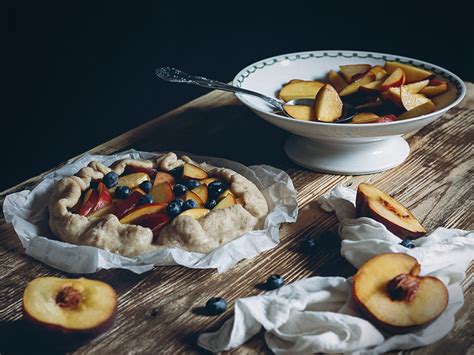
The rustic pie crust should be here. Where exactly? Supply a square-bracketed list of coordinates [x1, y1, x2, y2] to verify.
[48, 153, 268, 256]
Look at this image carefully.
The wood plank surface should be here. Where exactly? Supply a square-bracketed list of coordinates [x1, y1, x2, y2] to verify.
[0, 86, 473, 354]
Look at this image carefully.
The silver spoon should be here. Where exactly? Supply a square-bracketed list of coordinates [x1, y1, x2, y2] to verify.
[155, 67, 353, 123]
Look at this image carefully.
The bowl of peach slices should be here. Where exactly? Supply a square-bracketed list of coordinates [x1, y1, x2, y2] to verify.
[233, 50, 465, 175]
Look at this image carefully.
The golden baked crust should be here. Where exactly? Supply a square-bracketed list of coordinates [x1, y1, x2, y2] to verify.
[48, 153, 268, 256]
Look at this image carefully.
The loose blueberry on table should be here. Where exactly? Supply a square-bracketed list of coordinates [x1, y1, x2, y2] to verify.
[205, 297, 227, 315]
[301, 236, 317, 253]
[265, 274, 285, 290]
[75, 162, 236, 238]
[400, 239, 415, 249]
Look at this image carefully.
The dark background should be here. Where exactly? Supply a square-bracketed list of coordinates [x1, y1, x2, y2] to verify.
[5, 1, 473, 191]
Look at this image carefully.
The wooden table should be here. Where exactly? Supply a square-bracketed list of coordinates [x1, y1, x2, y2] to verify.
[1, 84, 473, 354]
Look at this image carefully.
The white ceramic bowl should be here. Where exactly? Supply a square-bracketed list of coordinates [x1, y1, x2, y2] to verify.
[233, 50, 466, 174]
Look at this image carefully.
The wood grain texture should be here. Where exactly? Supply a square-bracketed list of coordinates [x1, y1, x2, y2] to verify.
[0, 85, 472, 354]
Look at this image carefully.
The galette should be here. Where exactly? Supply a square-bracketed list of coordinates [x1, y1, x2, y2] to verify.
[48, 153, 268, 256]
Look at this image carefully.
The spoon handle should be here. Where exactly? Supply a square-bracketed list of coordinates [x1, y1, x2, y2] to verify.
[155, 67, 283, 111]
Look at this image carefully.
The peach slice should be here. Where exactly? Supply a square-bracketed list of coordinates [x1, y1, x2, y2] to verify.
[419, 80, 449, 97]
[114, 190, 144, 219]
[119, 203, 167, 224]
[133, 213, 170, 236]
[359, 79, 384, 94]
[353, 253, 448, 333]
[385, 80, 430, 106]
[153, 172, 175, 187]
[111, 172, 150, 193]
[356, 183, 426, 239]
[279, 81, 325, 102]
[338, 72, 376, 97]
[400, 86, 432, 111]
[23, 277, 117, 335]
[283, 105, 313, 120]
[380, 68, 405, 92]
[183, 163, 208, 180]
[385, 61, 433, 84]
[79, 188, 99, 216]
[91, 182, 113, 213]
[431, 86, 457, 110]
[214, 193, 236, 210]
[87, 201, 117, 219]
[179, 208, 210, 219]
[369, 65, 388, 80]
[313, 84, 343, 122]
[199, 177, 218, 186]
[339, 64, 371, 82]
[123, 166, 157, 179]
[184, 190, 204, 208]
[397, 101, 436, 120]
[352, 113, 396, 124]
[219, 189, 235, 201]
[352, 112, 379, 123]
[328, 70, 348, 92]
[192, 184, 208, 204]
[149, 182, 174, 204]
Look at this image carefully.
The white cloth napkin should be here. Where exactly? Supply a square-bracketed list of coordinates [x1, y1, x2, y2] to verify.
[198, 186, 473, 354]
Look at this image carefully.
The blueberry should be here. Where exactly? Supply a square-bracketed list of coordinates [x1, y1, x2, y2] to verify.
[137, 194, 153, 205]
[169, 167, 183, 180]
[167, 199, 184, 217]
[115, 185, 131, 199]
[265, 274, 285, 290]
[173, 183, 188, 196]
[301, 237, 317, 254]
[208, 181, 225, 197]
[184, 179, 201, 190]
[139, 180, 153, 193]
[183, 199, 198, 210]
[90, 180, 99, 189]
[103, 172, 119, 188]
[205, 198, 217, 209]
[400, 239, 415, 249]
[205, 297, 227, 315]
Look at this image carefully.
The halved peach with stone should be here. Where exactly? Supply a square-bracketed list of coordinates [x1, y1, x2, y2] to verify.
[22, 277, 117, 335]
[353, 253, 448, 333]
[119, 203, 167, 224]
[183, 163, 208, 180]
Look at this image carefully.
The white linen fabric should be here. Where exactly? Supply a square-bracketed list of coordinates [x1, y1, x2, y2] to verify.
[198, 186, 473, 354]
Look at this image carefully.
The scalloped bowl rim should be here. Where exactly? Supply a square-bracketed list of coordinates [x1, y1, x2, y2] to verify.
[232, 50, 466, 128]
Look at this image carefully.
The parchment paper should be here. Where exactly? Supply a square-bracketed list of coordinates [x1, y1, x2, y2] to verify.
[3, 150, 298, 274]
